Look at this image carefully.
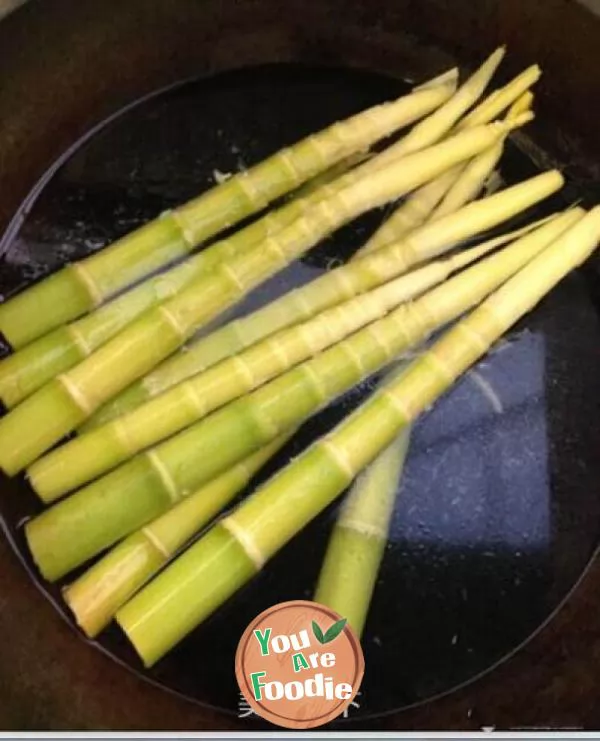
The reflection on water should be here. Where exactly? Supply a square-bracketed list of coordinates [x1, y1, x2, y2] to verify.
[395, 329, 550, 550]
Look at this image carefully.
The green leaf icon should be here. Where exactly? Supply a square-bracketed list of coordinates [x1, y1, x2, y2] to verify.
[312, 620, 325, 644]
[323, 617, 347, 643]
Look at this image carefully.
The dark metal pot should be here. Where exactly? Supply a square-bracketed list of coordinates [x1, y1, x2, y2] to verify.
[0, 0, 599, 730]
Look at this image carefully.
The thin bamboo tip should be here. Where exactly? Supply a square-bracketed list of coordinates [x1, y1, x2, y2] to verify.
[543, 169, 566, 189]
[514, 64, 542, 84]
[508, 110, 536, 129]
[522, 91, 535, 108]
[496, 111, 534, 133]
[490, 45, 507, 63]
[508, 91, 535, 119]
[414, 66, 459, 92]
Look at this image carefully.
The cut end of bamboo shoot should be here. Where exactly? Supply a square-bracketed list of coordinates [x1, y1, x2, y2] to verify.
[63, 530, 166, 638]
[0, 270, 95, 350]
[0, 379, 86, 476]
[116, 523, 257, 667]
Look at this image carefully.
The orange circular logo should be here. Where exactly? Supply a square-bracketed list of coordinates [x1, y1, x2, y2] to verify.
[235, 600, 364, 729]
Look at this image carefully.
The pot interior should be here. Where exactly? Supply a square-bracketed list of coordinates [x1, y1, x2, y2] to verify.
[1, 60, 600, 723]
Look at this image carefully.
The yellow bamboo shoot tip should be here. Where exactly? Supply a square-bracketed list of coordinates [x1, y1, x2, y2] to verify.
[414, 67, 459, 91]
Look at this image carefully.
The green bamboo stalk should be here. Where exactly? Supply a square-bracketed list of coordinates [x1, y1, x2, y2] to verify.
[313, 94, 536, 631]
[361, 65, 541, 252]
[29, 236, 500, 502]
[24, 207, 581, 582]
[63, 433, 292, 638]
[114, 206, 600, 668]
[87, 169, 562, 429]
[314, 93, 536, 633]
[0, 154, 369, 410]
[0, 121, 513, 475]
[314, 413, 411, 637]
[313, 103, 538, 638]
[0, 84, 453, 349]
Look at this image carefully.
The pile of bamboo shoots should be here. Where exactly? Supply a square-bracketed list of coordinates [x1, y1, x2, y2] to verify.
[0, 48, 598, 668]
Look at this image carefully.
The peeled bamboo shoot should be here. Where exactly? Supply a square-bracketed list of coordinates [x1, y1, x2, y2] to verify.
[362, 64, 541, 252]
[0, 84, 453, 349]
[0, 155, 369, 408]
[314, 411, 411, 636]
[0, 122, 514, 474]
[24, 207, 582, 582]
[87, 170, 562, 428]
[115, 206, 600, 667]
[29, 237, 500, 502]
[63, 434, 292, 638]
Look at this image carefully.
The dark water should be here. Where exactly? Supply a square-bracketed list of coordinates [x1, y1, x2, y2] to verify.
[1, 64, 600, 725]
